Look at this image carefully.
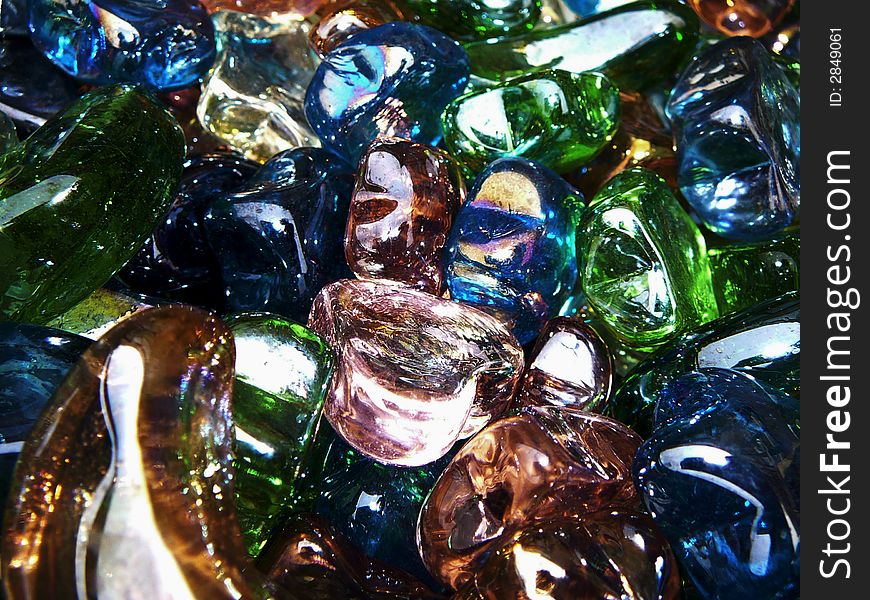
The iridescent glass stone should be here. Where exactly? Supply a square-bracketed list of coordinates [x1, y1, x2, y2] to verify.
[27, 0, 217, 90]
[445, 157, 584, 344]
[304, 22, 470, 163]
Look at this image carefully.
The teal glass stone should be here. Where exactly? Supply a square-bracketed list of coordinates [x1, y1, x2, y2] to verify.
[611, 292, 798, 436]
[226, 313, 335, 556]
[444, 157, 585, 345]
[463, 0, 699, 91]
[442, 69, 620, 175]
[0, 323, 90, 504]
[578, 167, 718, 352]
[0, 85, 185, 324]
[315, 432, 453, 586]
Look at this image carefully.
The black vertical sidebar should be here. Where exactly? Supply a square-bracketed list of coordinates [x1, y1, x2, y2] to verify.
[802, 1, 869, 596]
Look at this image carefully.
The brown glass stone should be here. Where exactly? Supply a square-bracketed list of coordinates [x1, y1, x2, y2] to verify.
[201, 0, 327, 17]
[345, 138, 464, 294]
[1, 307, 271, 599]
[566, 91, 676, 200]
[417, 406, 641, 589]
[257, 513, 444, 599]
[689, 0, 795, 37]
[309, 0, 404, 57]
[468, 510, 682, 600]
[516, 316, 612, 412]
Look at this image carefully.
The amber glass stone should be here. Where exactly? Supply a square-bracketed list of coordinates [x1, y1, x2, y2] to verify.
[346, 138, 465, 294]
[418, 406, 640, 589]
[1, 307, 272, 598]
[689, 0, 795, 37]
[309, 0, 404, 57]
[201, 0, 327, 17]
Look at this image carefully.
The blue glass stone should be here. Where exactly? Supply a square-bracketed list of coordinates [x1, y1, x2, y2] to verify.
[444, 157, 584, 345]
[27, 0, 217, 90]
[304, 22, 470, 164]
[611, 291, 798, 437]
[0, 0, 27, 35]
[315, 432, 453, 587]
[0, 323, 91, 503]
[563, 0, 636, 18]
[0, 38, 82, 136]
[668, 37, 800, 242]
[203, 147, 354, 323]
[117, 153, 260, 309]
[634, 368, 799, 600]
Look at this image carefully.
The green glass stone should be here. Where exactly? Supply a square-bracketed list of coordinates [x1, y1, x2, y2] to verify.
[403, 0, 542, 40]
[442, 69, 619, 175]
[0, 85, 184, 324]
[0, 113, 16, 154]
[463, 0, 699, 91]
[708, 231, 799, 317]
[226, 313, 335, 556]
[44, 287, 157, 339]
[579, 167, 718, 351]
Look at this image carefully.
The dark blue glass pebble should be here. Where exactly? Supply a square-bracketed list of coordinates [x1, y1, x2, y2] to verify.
[117, 153, 260, 310]
[668, 37, 799, 241]
[0, 38, 82, 136]
[0, 0, 27, 35]
[304, 22, 470, 164]
[203, 147, 354, 323]
[444, 157, 584, 345]
[634, 367, 799, 600]
[27, 0, 216, 90]
[0, 323, 91, 503]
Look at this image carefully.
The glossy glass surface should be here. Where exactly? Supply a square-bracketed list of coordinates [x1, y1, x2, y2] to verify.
[403, 0, 541, 39]
[198, 11, 319, 162]
[308, 279, 524, 467]
[709, 231, 799, 315]
[28, 0, 216, 90]
[689, 0, 794, 37]
[516, 316, 612, 412]
[346, 137, 464, 294]
[668, 37, 800, 241]
[442, 69, 619, 175]
[463, 0, 699, 91]
[0, 38, 82, 136]
[227, 313, 335, 556]
[467, 510, 681, 600]
[611, 292, 799, 436]
[579, 167, 718, 350]
[309, 0, 403, 57]
[563, 0, 636, 17]
[257, 513, 443, 598]
[0, 323, 90, 504]
[118, 153, 260, 309]
[304, 22, 470, 163]
[445, 157, 584, 345]
[634, 368, 799, 599]
[0, 85, 184, 324]
[418, 406, 640, 589]
[203, 147, 355, 322]
[1, 307, 272, 598]
[315, 433, 452, 584]
[201, 0, 327, 16]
